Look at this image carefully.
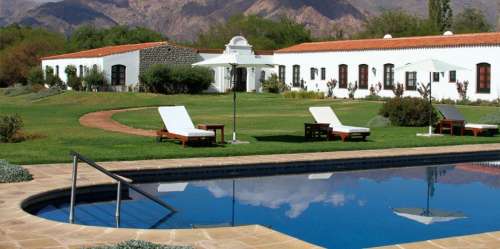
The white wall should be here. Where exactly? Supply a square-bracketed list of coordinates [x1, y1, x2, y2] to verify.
[274, 46, 500, 101]
[41, 51, 140, 90]
[41, 57, 103, 84]
[102, 51, 140, 89]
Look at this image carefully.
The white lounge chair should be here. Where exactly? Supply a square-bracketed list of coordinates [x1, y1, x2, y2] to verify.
[436, 105, 499, 136]
[157, 106, 215, 147]
[309, 106, 371, 141]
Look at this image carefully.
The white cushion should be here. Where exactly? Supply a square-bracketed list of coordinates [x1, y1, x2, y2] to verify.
[309, 107, 342, 126]
[158, 106, 195, 131]
[331, 125, 370, 133]
[465, 123, 498, 129]
[170, 128, 215, 137]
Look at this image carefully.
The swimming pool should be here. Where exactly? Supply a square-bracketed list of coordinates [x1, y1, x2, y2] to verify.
[29, 161, 500, 249]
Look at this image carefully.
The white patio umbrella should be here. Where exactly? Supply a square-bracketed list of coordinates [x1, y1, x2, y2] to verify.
[393, 208, 466, 225]
[193, 53, 274, 144]
[395, 59, 470, 137]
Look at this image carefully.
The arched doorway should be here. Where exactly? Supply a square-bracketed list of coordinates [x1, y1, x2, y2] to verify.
[234, 68, 247, 92]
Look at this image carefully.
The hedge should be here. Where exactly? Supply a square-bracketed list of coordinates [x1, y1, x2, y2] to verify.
[0, 160, 32, 183]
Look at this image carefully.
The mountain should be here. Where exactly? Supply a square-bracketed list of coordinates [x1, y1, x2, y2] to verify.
[0, 0, 499, 41]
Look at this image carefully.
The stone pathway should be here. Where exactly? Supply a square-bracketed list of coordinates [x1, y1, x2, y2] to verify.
[1, 144, 500, 249]
[79, 107, 156, 137]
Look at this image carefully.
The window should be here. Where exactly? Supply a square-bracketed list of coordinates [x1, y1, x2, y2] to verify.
[321, 68, 326, 80]
[278, 65, 286, 83]
[433, 72, 440, 82]
[383, 64, 394, 89]
[210, 69, 216, 83]
[405, 72, 417, 90]
[92, 64, 98, 71]
[260, 71, 266, 83]
[449, 70, 456, 83]
[111, 65, 126, 85]
[358, 64, 368, 89]
[292, 65, 300, 87]
[477, 63, 491, 93]
[310, 68, 316, 80]
[79, 65, 84, 78]
[55, 65, 59, 77]
[339, 64, 348, 88]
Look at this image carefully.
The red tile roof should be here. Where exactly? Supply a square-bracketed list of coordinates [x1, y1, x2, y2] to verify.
[42, 41, 169, 60]
[276, 32, 500, 53]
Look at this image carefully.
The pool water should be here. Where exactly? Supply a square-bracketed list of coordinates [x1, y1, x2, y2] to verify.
[34, 162, 500, 248]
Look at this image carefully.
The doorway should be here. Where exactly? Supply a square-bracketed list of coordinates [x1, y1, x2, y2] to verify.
[234, 68, 247, 92]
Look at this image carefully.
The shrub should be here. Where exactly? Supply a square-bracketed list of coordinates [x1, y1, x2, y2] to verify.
[0, 160, 32, 183]
[140, 65, 212, 94]
[83, 67, 108, 91]
[27, 67, 45, 85]
[456, 80, 469, 102]
[283, 90, 325, 99]
[0, 115, 23, 143]
[326, 79, 337, 98]
[44, 66, 65, 89]
[29, 87, 64, 100]
[369, 82, 382, 97]
[392, 83, 405, 98]
[262, 74, 289, 93]
[3, 84, 33, 97]
[417, 82, 430, 99]
[366, 115, 391, 128]
[85, 240, 192, 249]
[379, 97, 438, 127]
[65, 65, 83, 91]
[347, 82, 358, 99]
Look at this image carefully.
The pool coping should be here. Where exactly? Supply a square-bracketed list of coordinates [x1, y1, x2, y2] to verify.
[1, 143, 500, 249]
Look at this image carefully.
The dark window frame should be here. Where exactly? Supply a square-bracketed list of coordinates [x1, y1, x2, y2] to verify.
[477, 63, 491, 93]
[339, 64, 348, 88]
[358, 64, 368, 89]
[278, 65, 286, 83]
[310, 67, 316, 80]
[321, 68, 326, 80]
[292, 65, 300, 87]
[449, 70, 456, 83]
[111, 64, 126, 86]
[383, 64, 394, 89]
[55, 65, 59, 77]
[79, 65, 84, 78]
[405, 71, 417, 90]
[433, 72, 440, 82]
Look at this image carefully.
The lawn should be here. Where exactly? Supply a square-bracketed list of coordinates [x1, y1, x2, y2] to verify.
[0, 90, 499, 165]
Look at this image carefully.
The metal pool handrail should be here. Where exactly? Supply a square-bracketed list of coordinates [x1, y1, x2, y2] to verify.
[68, 151, 177, 224]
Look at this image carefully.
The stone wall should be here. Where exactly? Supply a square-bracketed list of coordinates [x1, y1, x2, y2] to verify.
[139, 44, 203, 74]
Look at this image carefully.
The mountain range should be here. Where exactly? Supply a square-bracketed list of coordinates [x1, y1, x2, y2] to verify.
[1, 0, 499, 41]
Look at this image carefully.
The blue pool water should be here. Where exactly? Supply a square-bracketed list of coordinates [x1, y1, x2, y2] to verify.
[34, 162, 500, 248]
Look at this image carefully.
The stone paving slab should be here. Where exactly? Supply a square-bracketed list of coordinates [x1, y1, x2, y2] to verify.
[1, 144, 499, 249]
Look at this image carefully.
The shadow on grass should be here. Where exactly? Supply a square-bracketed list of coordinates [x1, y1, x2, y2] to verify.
[253, 135, 309, 143]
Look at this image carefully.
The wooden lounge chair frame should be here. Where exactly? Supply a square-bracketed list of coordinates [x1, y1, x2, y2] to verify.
[156, 127, 215, 147]
[330, 130, 370, 142]
[309, 107, 371, 142]
[435, 105, 499, 137]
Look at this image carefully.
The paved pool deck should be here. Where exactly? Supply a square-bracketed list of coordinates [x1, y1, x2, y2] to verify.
[1, 143, 500, 249]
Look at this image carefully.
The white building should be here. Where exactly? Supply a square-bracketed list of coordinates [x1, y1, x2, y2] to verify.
[274, 32, 500, 101]
[42, 32, 500, 101]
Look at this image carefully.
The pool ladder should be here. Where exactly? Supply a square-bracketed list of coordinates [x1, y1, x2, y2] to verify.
[68, 151, 177, 225]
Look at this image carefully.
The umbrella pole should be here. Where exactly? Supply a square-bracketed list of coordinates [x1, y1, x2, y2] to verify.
[428, 72, 433, 136]
[232, 64, 237, 142]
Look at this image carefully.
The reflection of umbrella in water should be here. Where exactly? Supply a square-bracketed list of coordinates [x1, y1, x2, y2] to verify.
[393, 167, 466, 225]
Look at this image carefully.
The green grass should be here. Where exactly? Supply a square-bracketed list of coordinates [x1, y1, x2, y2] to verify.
[0, 90, 499, 165]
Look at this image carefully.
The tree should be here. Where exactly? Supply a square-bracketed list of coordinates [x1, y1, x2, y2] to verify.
[195, 15, 311, 50]
[357, 10, 439, 39]
[429, 0, 453, 32]
[0, 26, 65, 87]
[27, 67, 45, 85]
[453, 8, 492, 34]
[65, 65, 82, 91]
[82, 67, 108, 91]
[44, 66, 63, 88]
[67, 25, 165, 51]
